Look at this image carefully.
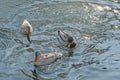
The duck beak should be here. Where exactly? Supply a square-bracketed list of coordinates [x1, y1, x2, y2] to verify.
[67, 42, 71, 48]
[34, 56, 39, 62]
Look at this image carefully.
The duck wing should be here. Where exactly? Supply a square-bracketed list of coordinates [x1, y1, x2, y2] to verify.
[57, 30, 68, 45]
[34, 53, 58, 66]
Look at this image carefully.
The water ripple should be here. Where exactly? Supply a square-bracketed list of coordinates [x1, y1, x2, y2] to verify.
[0, 0, 120, 80]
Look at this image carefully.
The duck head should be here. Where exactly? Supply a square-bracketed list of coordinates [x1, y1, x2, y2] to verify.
[34, 51, 41, 62]
[58, 30, 76, 48]
[67, 36, 76, 48]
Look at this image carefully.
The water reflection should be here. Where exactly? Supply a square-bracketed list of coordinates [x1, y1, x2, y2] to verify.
[0, 0, 120, 80]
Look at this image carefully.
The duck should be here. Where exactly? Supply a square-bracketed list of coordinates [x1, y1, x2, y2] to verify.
[57, 30, 76, 48]
[21, 20, 33, 43]
[34, 51, 63, 66]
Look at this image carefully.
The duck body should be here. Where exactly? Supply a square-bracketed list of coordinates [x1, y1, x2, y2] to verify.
[21, 20, 33, 43]
[21, 20, 33, 35]
[34, 51, 62, 66]
[57, 30, 76, 48]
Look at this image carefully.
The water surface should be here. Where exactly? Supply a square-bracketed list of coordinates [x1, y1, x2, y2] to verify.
[0, 0, 120, 80]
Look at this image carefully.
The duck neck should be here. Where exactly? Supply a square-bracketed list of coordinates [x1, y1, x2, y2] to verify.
[27, 34, 31, 43]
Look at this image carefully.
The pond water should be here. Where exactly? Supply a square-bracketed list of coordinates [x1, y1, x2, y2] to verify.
[0, 0, 120, 80]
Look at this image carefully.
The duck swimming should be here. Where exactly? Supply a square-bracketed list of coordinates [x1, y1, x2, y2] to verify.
[57, 30, 76, 48]
[21, 20, 33, 43]
[34, 51, 62, 66]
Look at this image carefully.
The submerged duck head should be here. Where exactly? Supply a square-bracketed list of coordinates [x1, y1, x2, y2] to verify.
[67, 36, 76, 48]
[34, 51, 41, 62]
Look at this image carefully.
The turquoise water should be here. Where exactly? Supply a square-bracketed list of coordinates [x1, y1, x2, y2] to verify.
[0, 0, 120, 80]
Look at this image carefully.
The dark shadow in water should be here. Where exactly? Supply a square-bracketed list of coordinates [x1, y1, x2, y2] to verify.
[21, 66, 51, 80]
[21, 69, 39, 80]
[32, 66, 56, 80]
[14, 38, 30, 47]
[26, 44, 30, 47]
[32, 67, 39, 80]
[21, 60, 61, 80]
[63, 48, 74, 57]
[67, 49, 74, 57]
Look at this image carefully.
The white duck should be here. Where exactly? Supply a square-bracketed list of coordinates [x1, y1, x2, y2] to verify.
[21, 20, 33, 43]
[57, 30, 76, 48]
[34, 51, 62, 66]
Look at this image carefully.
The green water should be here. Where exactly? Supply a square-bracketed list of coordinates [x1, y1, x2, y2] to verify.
[0, 0, 120, 80]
